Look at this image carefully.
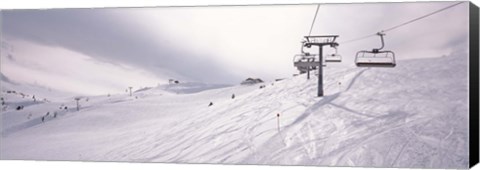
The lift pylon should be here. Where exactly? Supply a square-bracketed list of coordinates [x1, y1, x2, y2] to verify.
[303, 35, 339, 97]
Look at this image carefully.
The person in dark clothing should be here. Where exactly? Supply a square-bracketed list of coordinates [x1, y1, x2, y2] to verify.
[208, 102, 213, 107]
[231, 94, 235, 99]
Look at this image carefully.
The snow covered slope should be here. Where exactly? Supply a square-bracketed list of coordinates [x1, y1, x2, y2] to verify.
[0, 51, 469, 169]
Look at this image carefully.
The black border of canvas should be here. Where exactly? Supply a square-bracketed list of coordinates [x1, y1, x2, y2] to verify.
[470, 1, 479, 168]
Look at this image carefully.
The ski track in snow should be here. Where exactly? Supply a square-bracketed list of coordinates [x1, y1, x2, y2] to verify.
[0, 52, 469, 168]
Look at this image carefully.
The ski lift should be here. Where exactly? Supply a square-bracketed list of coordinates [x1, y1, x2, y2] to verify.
[325, 45, 342, 63]
[293, 41, 321, 73]
[293, 53, 319, 73]
[355, 32, 396, 67]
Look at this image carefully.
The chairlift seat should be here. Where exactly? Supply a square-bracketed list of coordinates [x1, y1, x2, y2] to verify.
[325, 54, 342, 62]
[293, 54, 318, 67]
[355, 50, 396, 68]
[294, 61, 320, 67]
[354, 32, 397, 68]
[356, 61, 396, 67]
[293, 53, 321, 73]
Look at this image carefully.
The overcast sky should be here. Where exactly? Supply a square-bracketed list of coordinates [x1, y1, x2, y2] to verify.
[0, 2, 469, 95]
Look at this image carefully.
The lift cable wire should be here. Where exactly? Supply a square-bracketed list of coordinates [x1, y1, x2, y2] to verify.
[308, 4, 321, 36]
[382, 1, 464, 32]
[339, 33, 377, 45]
[339, 1, 465, 45]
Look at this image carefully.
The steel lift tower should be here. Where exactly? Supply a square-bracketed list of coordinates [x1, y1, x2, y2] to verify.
[303, 35, 339, 97]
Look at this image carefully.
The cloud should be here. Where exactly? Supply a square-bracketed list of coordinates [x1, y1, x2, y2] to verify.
[1, 1, 470, 88]
[1, 40, 164, 95]
[2, 8, 241, 84]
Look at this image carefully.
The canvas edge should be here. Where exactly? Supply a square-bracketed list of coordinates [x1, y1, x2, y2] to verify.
[469, 1, 480, 168]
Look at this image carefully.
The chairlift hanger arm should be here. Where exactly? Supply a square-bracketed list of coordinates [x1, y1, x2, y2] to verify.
[300, 43, 306, 54]
[373, 32, 385, 52]
[300, 41, 312, 56]
[333, 45, 338, 54]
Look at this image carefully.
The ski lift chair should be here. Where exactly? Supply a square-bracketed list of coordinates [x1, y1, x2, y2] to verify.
[355, 32, 396, 67]
[293, 53, 319, 73]
[325, 54, 342, 62]
[325, 45, 342, 62]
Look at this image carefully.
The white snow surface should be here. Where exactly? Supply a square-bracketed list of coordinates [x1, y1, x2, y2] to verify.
[0, 52, 469, 169]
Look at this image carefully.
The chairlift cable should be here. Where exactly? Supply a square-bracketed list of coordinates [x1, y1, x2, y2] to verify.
[339, 1, 465, 45]
[308, 4, 321, 36]
[339, 33, 377, 45]
[382, 1, 464, 32]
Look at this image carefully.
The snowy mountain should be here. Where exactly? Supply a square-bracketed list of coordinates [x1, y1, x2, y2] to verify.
[0, 40, 179, 96]
[0, 51, 469, 169]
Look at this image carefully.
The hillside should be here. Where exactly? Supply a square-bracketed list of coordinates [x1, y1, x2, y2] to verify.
[0, 51, 469, 169]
